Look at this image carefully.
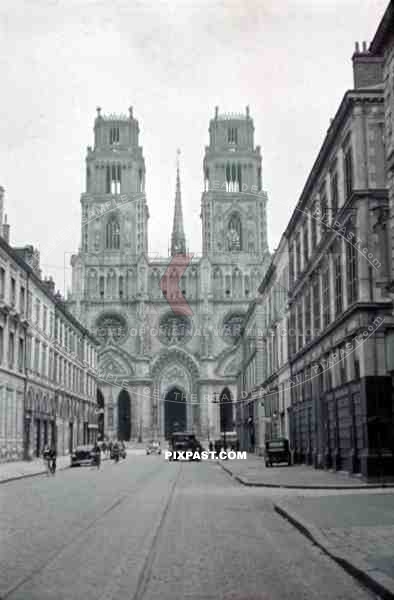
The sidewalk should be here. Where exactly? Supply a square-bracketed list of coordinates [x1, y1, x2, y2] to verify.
[0, 455, 71, 484]
[219, 454, 394, 489]
[275, 493, 394, 599]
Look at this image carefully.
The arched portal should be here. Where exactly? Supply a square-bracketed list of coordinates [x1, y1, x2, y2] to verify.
[117, 390, 131, 441]
[97, 388, 105, 441]
[220, 387, 233, 433]
[164, 387, 186, 439]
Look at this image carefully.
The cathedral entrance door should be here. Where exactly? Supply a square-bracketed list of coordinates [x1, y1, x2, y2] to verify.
[164, 387, 186, 439]
[117, 390, 131, 441]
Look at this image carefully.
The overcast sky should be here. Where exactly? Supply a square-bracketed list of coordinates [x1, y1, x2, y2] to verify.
[0, 0, 388, 294]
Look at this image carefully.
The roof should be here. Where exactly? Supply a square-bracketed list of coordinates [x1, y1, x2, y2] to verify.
[284, 87, 383, 238]
[0, 234, 98, 344]
[370, 1, 394, 54]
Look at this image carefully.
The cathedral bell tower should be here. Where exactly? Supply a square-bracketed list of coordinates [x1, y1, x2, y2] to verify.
[81, 106, 148, 257]
[201, 106, 268, 258]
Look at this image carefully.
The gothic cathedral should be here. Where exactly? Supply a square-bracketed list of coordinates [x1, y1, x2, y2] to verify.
[68, 106, 270, 442]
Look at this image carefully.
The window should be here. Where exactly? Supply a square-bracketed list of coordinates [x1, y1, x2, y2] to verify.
[0, 267, 5, 298]
[288, 308, 296, 356]
[228, 127, 238, 144]
[312, 271, 321, 334]
[320, 190, 328, 234]
[227, 213, 242, 251]
[225, 163, 242, 192]
[20, 286, 25, 316]
[354, 356, 360, 380]
[303, 221, 309, 263]
[34, 340, 40, 373]
[322, 261, 330, 328]
[43, 306, 48, 334]
[26, 336, 32, 370]
[34, 338, 40, 373]
[27, 291, 32, 320]
[18, 338, 24, 372]
[311, 204, 318, 250]
[109, 126, 120, 145]
[35, 299, 40, 326]
[344, 146, 353, 200]
[304, 287, 311, 343]
[10, 277, 16, 306]
[296, 299, 303, 351]
[334, 247, 343, 316]
[106, 164, 121, 194]
[295, 232, 301, 277]
[106, 218, 120, 249]
[0, 326, 3, 364]
[346, 233, 358, 305]
[330, 170, 339, 214]
[8, 332, 14, 369]
[42, 346, 47, 377]
[339, 345, 347, 385]
[289, 244, 295, 286]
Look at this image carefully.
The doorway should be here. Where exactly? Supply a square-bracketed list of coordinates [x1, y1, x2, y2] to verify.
[164, 387, 186, 439]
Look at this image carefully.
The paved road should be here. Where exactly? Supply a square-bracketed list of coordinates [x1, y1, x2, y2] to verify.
[0, 456, 379, 600]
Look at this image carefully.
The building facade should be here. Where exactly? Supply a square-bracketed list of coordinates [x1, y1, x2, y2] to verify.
[237, 233, 290, 455]
[68, 107, 271, 442]
[238, 38, 394, 478]
[0, 194, 98, 462]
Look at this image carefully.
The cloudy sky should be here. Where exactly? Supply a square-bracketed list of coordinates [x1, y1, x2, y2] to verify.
[0, 0, 388, 294]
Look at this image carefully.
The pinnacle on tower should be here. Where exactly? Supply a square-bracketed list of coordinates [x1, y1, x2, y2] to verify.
[171, 149, 186, 256]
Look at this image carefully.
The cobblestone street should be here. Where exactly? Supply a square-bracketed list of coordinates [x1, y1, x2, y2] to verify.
[0, 454, 386, 600]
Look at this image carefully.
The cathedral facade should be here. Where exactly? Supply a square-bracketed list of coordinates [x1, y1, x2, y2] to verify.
[68, 106, 270, 442]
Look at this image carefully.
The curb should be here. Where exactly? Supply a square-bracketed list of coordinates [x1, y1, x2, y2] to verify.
[218, 461, 394, 490]
[0, 464, 70, 485]
[274, 502, 394, 600]
[0, 456, 112, 485]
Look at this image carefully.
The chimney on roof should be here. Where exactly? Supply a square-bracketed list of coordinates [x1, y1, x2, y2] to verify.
[352, 39, 383, 89]
[2, 214, 10, 244]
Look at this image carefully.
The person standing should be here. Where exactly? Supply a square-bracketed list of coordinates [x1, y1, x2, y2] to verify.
[93, 443, 101, 469]
[49, 445, 57, 475]
[43, 445, 51, 475]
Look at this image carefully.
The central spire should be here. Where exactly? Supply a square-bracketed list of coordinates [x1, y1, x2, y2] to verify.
[171, 149, 186, 256]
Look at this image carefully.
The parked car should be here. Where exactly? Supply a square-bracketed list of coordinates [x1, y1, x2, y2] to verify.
[146, 440, 161, 455]
[265, 438, 291, 467]
[70, 445, 98, 467]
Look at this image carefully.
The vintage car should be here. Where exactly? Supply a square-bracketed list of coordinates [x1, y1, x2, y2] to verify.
[168, 432, 202, 461]
[70, 445, 98, 467]
[265, 438, 291, 467]
[146, 440, 162, 455]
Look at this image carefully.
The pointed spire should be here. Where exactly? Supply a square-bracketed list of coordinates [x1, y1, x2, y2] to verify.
[171, 149, 186, 256]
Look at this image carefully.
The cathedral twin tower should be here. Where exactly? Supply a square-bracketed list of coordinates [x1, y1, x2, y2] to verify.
[69, 106, 270, 442]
